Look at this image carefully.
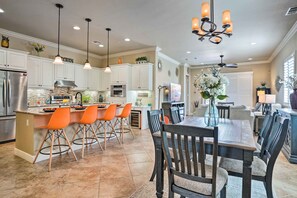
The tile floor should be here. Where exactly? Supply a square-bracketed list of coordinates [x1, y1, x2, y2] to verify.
[0, 128, 296, 198]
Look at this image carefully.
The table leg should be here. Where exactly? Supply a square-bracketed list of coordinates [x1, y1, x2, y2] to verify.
[155, 138, 164, 198]
[242, 151, 253, 198]
[256, 116, 259, 134]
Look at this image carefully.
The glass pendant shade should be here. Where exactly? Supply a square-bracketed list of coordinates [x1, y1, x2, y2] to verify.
[53, 55, 63, 64]
[192, 18, 199, 31]
[83, 62, 92, 69]
[222, 10, 231, 25]
[201, 2, 210, 18]
[104, 66, 111, 73]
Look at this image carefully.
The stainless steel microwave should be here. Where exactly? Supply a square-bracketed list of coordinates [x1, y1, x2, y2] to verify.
[110, 84, 126, 97]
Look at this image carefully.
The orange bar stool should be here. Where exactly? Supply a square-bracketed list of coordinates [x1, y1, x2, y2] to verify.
[114, 103, 134, 143]
[71, 105, 103, 158]
[96, 104, 121, 149]
[33, 107, 77, 171]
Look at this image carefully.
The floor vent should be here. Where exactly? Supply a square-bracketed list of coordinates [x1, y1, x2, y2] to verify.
[286, 7, 297, 16]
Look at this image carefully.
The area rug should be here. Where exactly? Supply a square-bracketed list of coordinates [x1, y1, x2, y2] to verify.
[130, 176, 267, 198]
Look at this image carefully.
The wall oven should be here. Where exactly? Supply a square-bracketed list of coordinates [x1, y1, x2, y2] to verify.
[111, 84, 126, 97]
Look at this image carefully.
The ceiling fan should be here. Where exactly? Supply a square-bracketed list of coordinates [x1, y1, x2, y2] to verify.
[217, 55, 238, 68]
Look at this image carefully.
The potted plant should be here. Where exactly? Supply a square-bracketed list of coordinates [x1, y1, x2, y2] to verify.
[135, 56, 148, 64]
[30, 42, 45, 56]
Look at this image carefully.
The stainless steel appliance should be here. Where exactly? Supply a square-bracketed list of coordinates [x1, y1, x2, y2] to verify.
[50, 95, 72, 104]
[54, 80, 77, 88]
[130, 110, 141, 129]
[111, 84, 126, 97]
[0, 70, 27, 143]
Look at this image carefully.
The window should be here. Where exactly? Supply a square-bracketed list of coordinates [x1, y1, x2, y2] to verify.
[284, 54, 295, 103]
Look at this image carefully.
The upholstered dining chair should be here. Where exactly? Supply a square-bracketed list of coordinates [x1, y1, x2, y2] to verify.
[161, 124, 227, 198]
[169, 107, 182, 124]
[219, 114, 289, 198]
[217, 105, 230, 119]
[147, 109, 167, 181]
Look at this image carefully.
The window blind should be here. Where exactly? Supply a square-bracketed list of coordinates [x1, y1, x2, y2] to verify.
[284, 54, 295, 103]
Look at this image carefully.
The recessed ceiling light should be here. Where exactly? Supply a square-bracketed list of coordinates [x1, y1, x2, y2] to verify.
[248, 58, 253, 61]
[0, 8, 4, 13]
[99, 44, 104, 48]
[73, 26, 80, 30]
[251, 42, 257, 45]
[186, 51, 191, 54]
[124, 38, 130, 42]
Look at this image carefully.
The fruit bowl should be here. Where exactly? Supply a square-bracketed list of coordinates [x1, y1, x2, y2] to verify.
[43, 108, 57, 112]
[73, 106, 86, 110]
[98, 104, 107, 108]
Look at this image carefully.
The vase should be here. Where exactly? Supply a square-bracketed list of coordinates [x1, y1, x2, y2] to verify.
[204, 98, 219, 127]
[290, 89, 297, 109]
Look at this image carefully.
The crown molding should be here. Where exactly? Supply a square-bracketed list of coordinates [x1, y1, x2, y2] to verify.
[190, 59, 270, 69]
[157, 51, 181, 65]
[268, 21, 297, 62]
[0, 28, 102, 59]
[102, 47, 156, 59]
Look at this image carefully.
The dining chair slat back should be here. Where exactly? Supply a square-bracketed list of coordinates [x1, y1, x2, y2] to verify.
[169, 107, 181, 124]
[217, 106, 230, 119]
[161, 124, 227, 197]
[257, 111, 272, 146]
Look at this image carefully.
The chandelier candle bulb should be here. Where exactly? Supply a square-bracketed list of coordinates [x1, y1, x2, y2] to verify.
[222, 10, 231, 25]
[201, 2, 210, 18]
[192, 17, 199, 31]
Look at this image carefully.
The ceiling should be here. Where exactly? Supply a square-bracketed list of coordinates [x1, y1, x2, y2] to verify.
[0, 0, 296, 65]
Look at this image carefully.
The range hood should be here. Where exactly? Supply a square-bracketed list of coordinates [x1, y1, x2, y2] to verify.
[54, 80, 77, 88]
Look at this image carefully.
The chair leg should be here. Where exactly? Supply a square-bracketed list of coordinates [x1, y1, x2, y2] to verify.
[149, 164, 156, 181]
[48, 131, 55, 172]
[33, 130, 49, 164]
[62, 129, 77, 161]
[265, 178, 273, 198]
[91, 125, 103, 151]
[71, 124, 81, 143]
[104, 122, 107, 150]
[125, 118, 135, 138]
[57, 132, 62, 155]
[110, 121, 121, 145]
[82, 125, 86, 158]
[121, 119, 124, 143]
[220, 185, 227, 198]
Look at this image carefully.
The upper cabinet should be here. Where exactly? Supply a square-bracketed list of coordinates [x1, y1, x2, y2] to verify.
[110, 64, 131, 85]
[74, 64, 88, 90]
[99, 69, 111, 91]
[54, 62, 75, 81]
[87, 67, 100, 91]
[131, 63, 153, 90]
[0, 48, 28, 70]
[27, 56, 54, 89]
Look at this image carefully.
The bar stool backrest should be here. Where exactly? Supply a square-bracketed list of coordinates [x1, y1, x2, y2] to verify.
[47, 107, 70, 130]
[103, 104, 117, 121]
[120, 103, 132, 118]
[80, 105, 98, 124]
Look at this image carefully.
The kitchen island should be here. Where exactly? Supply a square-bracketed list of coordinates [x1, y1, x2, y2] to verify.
[14, 106, 122, 163]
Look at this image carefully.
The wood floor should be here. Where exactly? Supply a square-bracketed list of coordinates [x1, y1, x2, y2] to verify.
[0, 128, 296, 198]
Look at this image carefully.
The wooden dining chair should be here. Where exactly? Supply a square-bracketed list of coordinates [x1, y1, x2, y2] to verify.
[169, 107, 182, 124]
[147, 109, 165, 181]
[161, 124, 227, 198]
[217, 105, 230, 119]
[219, 114, 289, 198]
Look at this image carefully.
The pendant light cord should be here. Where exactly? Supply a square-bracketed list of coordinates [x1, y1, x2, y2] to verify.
[87, 20, 89, 62]
[106, 28, 111, 67]
[57, 5, 61, 56]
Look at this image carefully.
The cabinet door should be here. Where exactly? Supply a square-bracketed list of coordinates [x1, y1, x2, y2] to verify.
[41, 60, 54, 89]
[139, 64, 152, 90]
[6, 51, 27, 70]
[74, 65, 88, 90]
[131, 66, 140, 90]
[88, 68, 100, 90]
[27, 57, 42, 87]
[110, 67, 119, 83]
[64, 63, 75, 81]
[0, 49, 6, 68]
[54, 64, 64, 80]
[101, 71, 111, 91]
[117, 67, 128, 83]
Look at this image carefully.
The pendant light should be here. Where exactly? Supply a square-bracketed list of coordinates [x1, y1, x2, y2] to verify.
[104, 28, 111, 73]
[83, 18, 92, 69]
[53, 3, 64, 64]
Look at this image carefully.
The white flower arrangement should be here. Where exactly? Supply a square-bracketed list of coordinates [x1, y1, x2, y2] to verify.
[284, 74, 297, 90]
[193, 67, 229, 100]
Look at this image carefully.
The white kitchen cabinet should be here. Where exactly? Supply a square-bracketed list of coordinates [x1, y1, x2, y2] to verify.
[87, 67, 100, 90]
[131, 63, 153, 90]
[27, 56, 54, 89]
[74, 64, 88, 90]
[54, 62, 75, 81]
[110, 64, 131, 85]
[99, 69, 111, 91]
[0, 48, 28, 70]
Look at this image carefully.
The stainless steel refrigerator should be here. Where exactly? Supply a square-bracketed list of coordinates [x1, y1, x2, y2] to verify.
[0, 70, 27, 143]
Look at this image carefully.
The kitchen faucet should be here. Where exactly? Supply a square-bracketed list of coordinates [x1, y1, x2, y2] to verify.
[75, 92, 83, 106]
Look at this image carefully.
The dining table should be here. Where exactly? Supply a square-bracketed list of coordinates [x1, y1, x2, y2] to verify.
[153, 116, 256, 198]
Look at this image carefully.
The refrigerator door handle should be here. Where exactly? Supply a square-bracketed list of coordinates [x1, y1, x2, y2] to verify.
[3, 79, 6, 107]
[8, 79, 11, 107]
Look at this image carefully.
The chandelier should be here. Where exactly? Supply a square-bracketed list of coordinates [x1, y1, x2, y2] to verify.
[191, 0, 233, 44]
